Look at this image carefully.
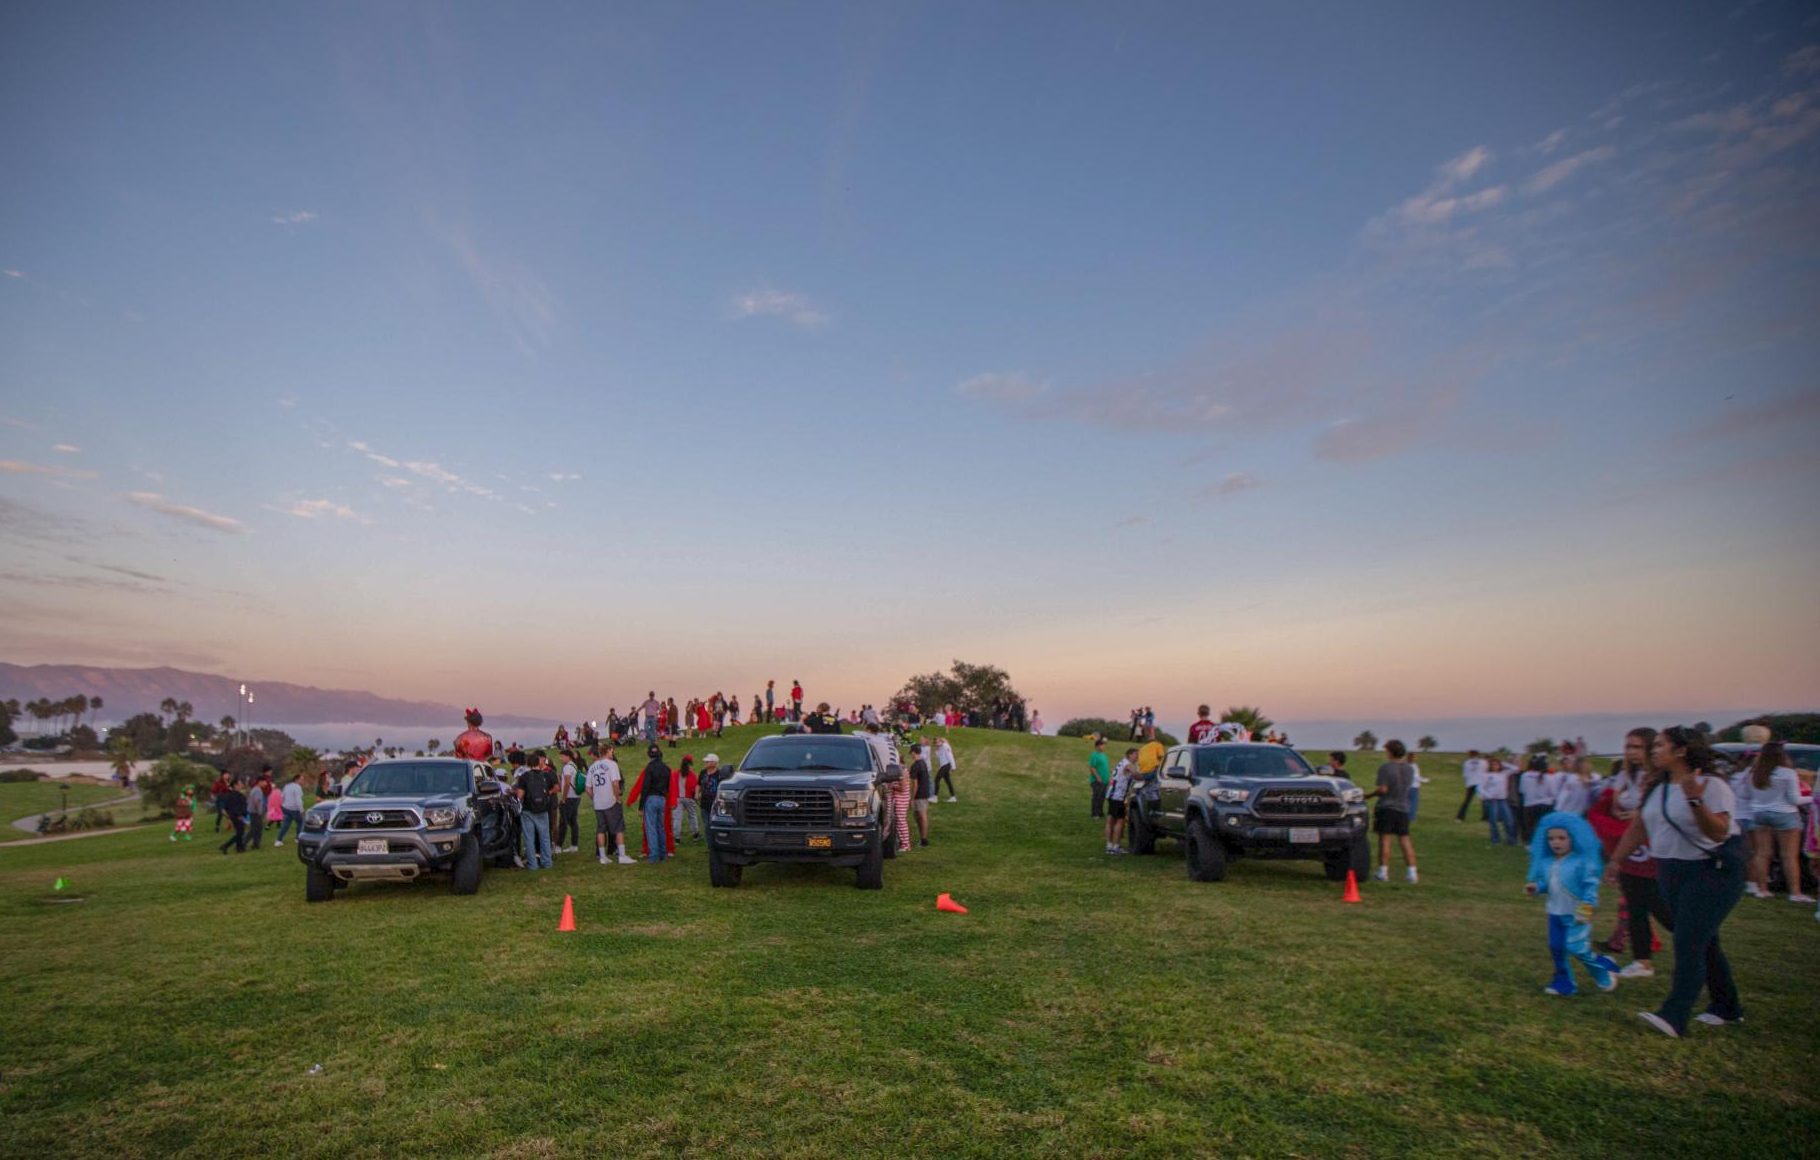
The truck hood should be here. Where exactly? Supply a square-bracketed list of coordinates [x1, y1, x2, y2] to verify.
[325, 793, 467, 812]
[721, 772, 872, 792]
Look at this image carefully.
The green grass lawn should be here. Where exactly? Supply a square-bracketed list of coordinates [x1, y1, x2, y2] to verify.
[0, 780, 137, 827]
[1, 727, 1814, 1158]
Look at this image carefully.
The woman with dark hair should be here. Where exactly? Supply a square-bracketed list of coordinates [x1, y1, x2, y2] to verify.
[1589, 728, 1672, 976]
[1607, 726, 1746, 1037]
[1746, 741, 1813, 903]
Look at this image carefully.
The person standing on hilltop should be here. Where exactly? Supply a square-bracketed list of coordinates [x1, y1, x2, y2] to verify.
[452, 709, 493, 761]
[1365, 739, 1420, 884]
[1088, 736, 1111, 819]
[790, 680, 804, 722]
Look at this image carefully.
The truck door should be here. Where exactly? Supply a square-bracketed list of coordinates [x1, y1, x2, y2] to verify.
[1158, 748, 1193, 833]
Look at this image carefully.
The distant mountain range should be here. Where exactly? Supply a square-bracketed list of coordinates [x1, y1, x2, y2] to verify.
[0, 664, 551, 731]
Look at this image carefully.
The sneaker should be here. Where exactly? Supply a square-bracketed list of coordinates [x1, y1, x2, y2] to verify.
[1637, 1012, 1679, 1038]
[1405, 867, 1419, 884]
[1542, 985, 1574, 997]
[1373, 867, 1389, 882]
[948, 796, 957, 802]
[170, 835, 178, 842]
[1595, 972, 1618, 993]
[1618, 961, 1655, 979]
[597, 852, 607, 865]
[1789, 894, 1815, 904]
[1694, 1012, 1743, 1027]
[616, 853, 635, 865]
[920, 838, 929, 847]
[274, 840, 282, 848]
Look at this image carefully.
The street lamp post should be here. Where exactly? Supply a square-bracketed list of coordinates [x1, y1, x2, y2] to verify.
[238, 684, 248, 747]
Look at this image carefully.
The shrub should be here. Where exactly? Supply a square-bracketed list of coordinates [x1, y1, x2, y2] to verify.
[1718, 713, 1820, 745]
[137, 755, 215, 816]
[36, 808, 115, 835]
[1056, 718, 1179, 746]
[0, 768, 46, 783]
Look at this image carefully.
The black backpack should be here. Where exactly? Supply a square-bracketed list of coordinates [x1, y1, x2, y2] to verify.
[520, 770, 553, 812]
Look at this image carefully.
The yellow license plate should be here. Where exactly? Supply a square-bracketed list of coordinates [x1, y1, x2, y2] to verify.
[807, 835, 832, 849]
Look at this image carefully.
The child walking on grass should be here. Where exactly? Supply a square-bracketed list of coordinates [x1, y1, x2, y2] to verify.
[1526, 811, 1620, 997]
[170, 786, 195, 841]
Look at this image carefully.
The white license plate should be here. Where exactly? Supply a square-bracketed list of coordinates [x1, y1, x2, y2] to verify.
[1289, 828, 1320, 844]
[357, 838, 388, 856]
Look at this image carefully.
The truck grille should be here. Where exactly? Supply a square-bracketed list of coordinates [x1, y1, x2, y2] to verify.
[742, 788, 837, 828]
[332, 809, 422, 830]
[1253, 790, 1343, 821]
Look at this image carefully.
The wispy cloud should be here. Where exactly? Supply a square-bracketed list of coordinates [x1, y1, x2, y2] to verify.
[1373, 146, 1507, 229]
[377, 475, 412, 489]
[2, 269, 23, 279]
[271, 210, 318, 225]
[51, 443, 80, 454]
[124, 492, 247, 535]
[348, 440, 400, 468]
[1113, 514, 1151, 529]
[1535, 128, 1570, 155]
[1523, 146, 1616, 194]
[277, 498, 370, 523]
[1, 415, 33, 428]
[954, 372, 1048, 404]
[428, 216, 557, 354]
[1786, 44, 1820, 75]
[0, 459, 97, 481]
[1193, 472, 1263, 501]
[546, 472, 581, 483]
[731, 287, 829, 329]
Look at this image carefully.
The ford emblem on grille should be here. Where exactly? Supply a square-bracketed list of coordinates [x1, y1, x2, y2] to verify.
[366, 812, 385, 824]
[775, 800, 799, 810]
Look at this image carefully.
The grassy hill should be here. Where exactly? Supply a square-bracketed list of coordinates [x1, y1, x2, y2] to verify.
[0, 726, 1813, 1158]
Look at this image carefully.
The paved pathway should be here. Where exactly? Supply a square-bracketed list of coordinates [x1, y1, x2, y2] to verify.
[0, 824, 150, 847]
[8, 793, 144, 835]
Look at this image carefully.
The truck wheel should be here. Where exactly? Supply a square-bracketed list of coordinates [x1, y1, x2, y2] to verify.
[1129, 804, 1157, 855]
[879, 810, 897, 860]
[855, 829, 884, 890]
[305, 864, 335, 903]
[1184, 816, 1227, 882]
[1348, 831, 1371, 880]
[1323, 851, 1350, 881]
[449, 834, 482, 895]
[709, 846, 743, 888]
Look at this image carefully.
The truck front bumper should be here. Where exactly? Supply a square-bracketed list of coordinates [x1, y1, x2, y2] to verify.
[296, 829, 465, 880]
[708, 822, 876, 867]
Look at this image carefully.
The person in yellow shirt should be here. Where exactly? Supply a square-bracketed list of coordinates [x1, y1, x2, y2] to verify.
[1137, 727, 1166, 775]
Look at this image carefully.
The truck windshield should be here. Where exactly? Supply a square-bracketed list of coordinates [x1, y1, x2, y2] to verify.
[740, 740, 872, 773]
[345, 763, 472, 797]
[1193, 748, 1317, 779]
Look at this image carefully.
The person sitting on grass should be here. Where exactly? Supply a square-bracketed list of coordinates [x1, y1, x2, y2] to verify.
[1525, 811, 1619, 997]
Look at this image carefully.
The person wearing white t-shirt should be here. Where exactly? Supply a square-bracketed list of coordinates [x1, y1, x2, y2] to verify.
[1456, 751, 1488, 822]
[933, 737, 957, 802]
[586, 747, 634, 864]
[1607, 727, 1745, 1038]
[1478, 757, 1517, 845]
[1518, 756, 1554, 842]
[1745, 741, 1814, 903]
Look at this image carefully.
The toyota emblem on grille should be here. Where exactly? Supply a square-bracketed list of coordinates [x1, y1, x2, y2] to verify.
[1272, 794, 1330, 806]
[775, 800, 799, 810]
[366, 812, 385, 824]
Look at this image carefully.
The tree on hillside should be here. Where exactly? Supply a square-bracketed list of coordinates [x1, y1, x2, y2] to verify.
[889, 660, 1024, 723]
[1353, 730, 1377, 751]
[427, 739, 441, 754]
[159, 697, 179, 719]
[219, 716, 236, 746]
[115, 712, 167, 756]
[1222, 706, 1274, 734]
[0, 699, 18, 747]
[1719, 713, 1820, 745]
[1417, 735, 1438, 753]
[1057, 718, 1180, 746]
[108, 736, 139, 781]
[176, 700, 193, 722]
[1525, 737, 1554, 756]
[88, 695, 102, 729]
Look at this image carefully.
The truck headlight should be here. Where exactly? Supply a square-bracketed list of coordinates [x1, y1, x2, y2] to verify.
[712, 792, 738, 819]
[1340, 787, 1365, 804]
[1211, 788, 1251, 804]
[303, 808, 332, 832]
[424, 807, 460, 829]
[837, 790, 872, 819]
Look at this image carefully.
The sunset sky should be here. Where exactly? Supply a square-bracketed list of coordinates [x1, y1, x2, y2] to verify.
[3, 2, 1817, 735]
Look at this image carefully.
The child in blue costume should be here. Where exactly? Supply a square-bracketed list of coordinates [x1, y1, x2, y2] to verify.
[1525, 811, 1620, 996]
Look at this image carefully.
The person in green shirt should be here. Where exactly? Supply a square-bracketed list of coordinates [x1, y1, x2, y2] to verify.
[1089, 735, 1111, 819]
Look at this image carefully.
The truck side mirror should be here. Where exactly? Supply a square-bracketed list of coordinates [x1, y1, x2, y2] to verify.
[475, 780, 501, 798]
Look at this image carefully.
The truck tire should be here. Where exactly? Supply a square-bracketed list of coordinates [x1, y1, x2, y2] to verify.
[305, 864, 335, 903]
[709, 846, 743, 888]
[879, 809, 897, 860]
[855, 829, 884, 890]
[1184, 816, 1228, 882]
[1129, 803, 1157, 855]
[1348, 831, 1371, 880]
[449, 833, 482, 895]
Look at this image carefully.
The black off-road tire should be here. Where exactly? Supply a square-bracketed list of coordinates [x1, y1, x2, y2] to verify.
[449, 833, 482, 895]
[855, 829, 884, 890]
[880, 810, 898, 859]
[1348, 832, 1371, 880]
[1185, 816, 1228, 882]
[1323, 851, 1350, 881]
[1129, 804, 1157, 855]
[709, 846, 743, 888]
[305, 864, 335, 903]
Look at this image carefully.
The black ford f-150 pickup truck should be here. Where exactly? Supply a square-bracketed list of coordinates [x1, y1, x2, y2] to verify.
[706, 733, 896, 889]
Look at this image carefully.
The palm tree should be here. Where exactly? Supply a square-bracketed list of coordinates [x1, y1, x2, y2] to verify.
[426, 739, 441, 754]
[1353, 730, 1378, 751]
[176, 701, 193, 722]
[107, 735, 139, 781]
[1417, 735, 1438, 753]
[159, 697, 179, 720]
[1221, 706, 1275, 735]
[220, 715, 236, 743]
[88, 695, 103, 729]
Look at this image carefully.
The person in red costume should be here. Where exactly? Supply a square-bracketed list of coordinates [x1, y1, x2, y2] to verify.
[625, 745, 678, 857]
[452, 708, 494, 762]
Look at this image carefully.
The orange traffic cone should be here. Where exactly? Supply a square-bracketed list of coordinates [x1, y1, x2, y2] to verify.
[557, 894, 577, 932]
[935, 892, 968, 914]
[1341, 870, 1362, 904]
